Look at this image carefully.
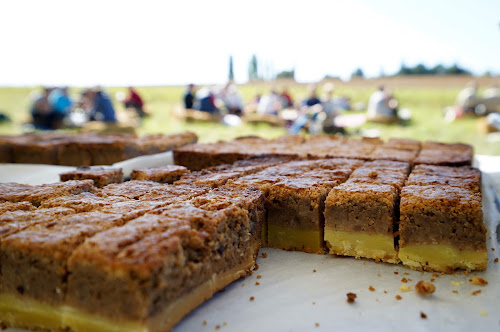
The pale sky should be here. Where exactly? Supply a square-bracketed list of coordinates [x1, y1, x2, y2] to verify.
[0, 0, 499, 86]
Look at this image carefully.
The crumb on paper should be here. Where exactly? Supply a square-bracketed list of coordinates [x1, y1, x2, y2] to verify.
[394, 271, 399, 275]
[480, 310, 488, 317]
[369, 286, 375, 292]
[430, 278, 435, 282]
[312, 301, 316, 305]
[203, 320, 207, 326]
[450, 281, 463, 286]
[363, 261, 366, 265]
[315, 323, 320, 327]
[254, 264, 259, 271]
[395, 295, 402, 300]
[216, 325, 220, 330]
[404, 272, 409, 275]
[250, 296, 255, 301]
[452, 290, 458, 294]
[492, 248, 495, 251]
[377, 273, 381, 277]
[384, 290, 387, 294]
[223, 322, 227, 326]
[469, 276, 488, 286]
[241, 283, 245, 287]
[415, 281, 436, 296]
[261, 252, 267, 258]
[432, 273, 439, 278]
[494, 258, 498, 263]
[464, 270, 470, 275]
[313, 269, 317, 273]
[399, 283, 412, 292]
[255, 282, 260, 286]
[346, 292, 357, 303]
[401, 277, 408, 283]
[420, 311, 427, 319]
[472, 290, 482, 296]
[256, 275, 262, 279]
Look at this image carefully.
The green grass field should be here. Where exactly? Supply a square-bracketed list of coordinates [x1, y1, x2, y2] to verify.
[0, 81, 498, 155]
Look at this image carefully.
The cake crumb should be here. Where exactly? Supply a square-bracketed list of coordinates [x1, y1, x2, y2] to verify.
[315, 323, 320, 327]
[312, 301, 316, 305]
[492, 248, 495, 251]
[494, 258, 498, 263]
[420, 312, 427, 319]
[452, 290, 458, 294]
[450, 281, 463, 286]
[415, 281, 436, 296]
[369, 286, 375, 292]
[430, 278, 435, 282]
[480, 310, 488, 317]
[394, 271, 399, 275]
[395, 295, 402, 300]
[399, 283, 411, 292]
[254, 264, 259, 271]
[377, 273, 381, 277]
[261, 252, 267, 258]
[216, 325, 221, 330]
[432, 273, 439, 278]
[250, 296, 255, 301]
[241, 283, 245, 287]
[255, 282, 260, 286]
[401, 278, 408, 283]
[464, 270, 470, 275]
[256, 275, 262, 279]
[404, 272, 409, 275]
[203, 320, 207, 326]
[384, 290, 387, 294]
[469, 277, 488, 286]
[313, 269, 317, 273]
[223, 322, 227, 326]
[346, 292, 357, 303]
[363, 261, 366, 265]
[472, 290, 482, 296]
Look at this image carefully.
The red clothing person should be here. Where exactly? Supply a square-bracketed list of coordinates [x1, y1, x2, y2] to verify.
[124, 87, 147, 117]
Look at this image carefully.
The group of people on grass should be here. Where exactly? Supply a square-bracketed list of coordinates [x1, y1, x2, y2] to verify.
[31, 87, 146, 130]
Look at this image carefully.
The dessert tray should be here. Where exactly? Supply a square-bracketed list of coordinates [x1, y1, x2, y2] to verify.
[0, 152, 499, 332]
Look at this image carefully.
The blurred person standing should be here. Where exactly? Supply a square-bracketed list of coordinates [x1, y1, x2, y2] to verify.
[184, 84, 196, 109]
[280, 86, 294, 108]
[367, 85, 397, 123]
[455, 81, 479, 113]
[49, 87, 73, 116]
[321, 83, 344, 134]
[124, 87, 148, 117]
[221, 84, 243, 115]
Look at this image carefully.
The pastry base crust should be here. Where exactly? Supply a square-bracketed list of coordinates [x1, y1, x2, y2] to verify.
[399, 244, 487, 272]
[324, 229, 399, 263]
[0, 258, 256, 332]
[267, 224, 324, 254]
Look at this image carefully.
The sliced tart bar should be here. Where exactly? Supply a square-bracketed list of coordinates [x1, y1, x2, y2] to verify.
[60, 167, 124, 188]
[324, 160, 410, 263]
[130, 165, 190, 183]
[324, 183, 399, 263]
[398, 185, 486, 272]
[65, 204, 261, 332]
[406, 164, 481, 192]
[229, 158, 362, 252]
[414, 141, 473, 166]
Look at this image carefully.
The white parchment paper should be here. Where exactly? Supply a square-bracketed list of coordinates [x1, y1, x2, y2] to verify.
[1, 154, 499, 332]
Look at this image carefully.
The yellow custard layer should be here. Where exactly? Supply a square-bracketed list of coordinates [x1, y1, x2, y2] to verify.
[399, 244, 487, 272]
[324, 229, 399, 263]
[267, 224, 323, 253]
[0, 260, 255, 332]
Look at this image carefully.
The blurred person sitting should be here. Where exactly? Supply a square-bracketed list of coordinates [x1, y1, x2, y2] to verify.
[124, 87, 148, 117]
[221, 84, 244, 116]
[85, 88, 117, 123]
[49, 87, 73, 116]
[280, 86, 294, 109]
[257, 90, 282, 115]
[302, 85, 321, 107]
[367, 85, 398, 123]
[184, 84, 196, 109]
[321, 83, 345, 134]
[195, 87, 219, 114]
[31, 87, 64, 130]
[455, 81, 479, 113]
